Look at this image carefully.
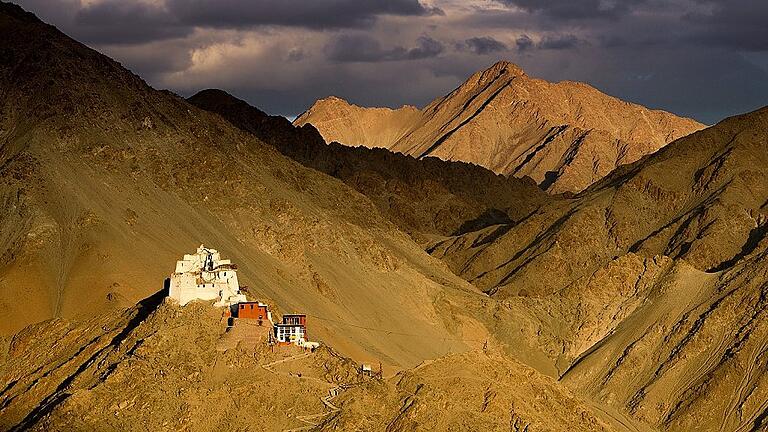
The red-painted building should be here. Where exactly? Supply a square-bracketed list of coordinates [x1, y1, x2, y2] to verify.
[236, 301, 272, 325]
[282, 314, 306, 326]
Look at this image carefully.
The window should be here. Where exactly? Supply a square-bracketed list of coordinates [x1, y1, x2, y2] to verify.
[250, 305, 254, 309]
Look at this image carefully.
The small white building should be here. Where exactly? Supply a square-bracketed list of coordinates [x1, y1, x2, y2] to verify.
[274, 323, 306, 344]
[167, 244, 247, 307]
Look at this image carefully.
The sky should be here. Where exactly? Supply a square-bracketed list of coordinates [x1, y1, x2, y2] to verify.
[16, 0, 768, 124]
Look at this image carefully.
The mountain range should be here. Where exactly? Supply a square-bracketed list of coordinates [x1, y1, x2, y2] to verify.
[188, 88, 551, 243]
[1, 2, 767, 431]
[0, 2, 480, 368]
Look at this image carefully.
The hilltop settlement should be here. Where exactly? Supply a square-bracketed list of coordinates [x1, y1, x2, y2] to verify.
[167, 245, 319, 349]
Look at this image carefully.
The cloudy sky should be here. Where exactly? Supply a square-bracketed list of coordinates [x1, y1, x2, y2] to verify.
[17, 0, 768, 124]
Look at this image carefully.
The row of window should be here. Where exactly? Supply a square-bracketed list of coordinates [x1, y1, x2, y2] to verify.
[195, 281, 233, 289]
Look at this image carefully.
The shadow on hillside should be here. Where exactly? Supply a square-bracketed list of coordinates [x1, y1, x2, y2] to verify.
[9, 287, 168, 431]
[452, 208, 513, 237]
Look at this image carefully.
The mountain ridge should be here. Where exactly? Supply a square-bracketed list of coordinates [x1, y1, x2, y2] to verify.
[295, 60, 705, 193]
[0, 0, 490, 371]
[188, 88, 553, 242]
[429, 104, 768, 297]
[3, 2, 768, 431]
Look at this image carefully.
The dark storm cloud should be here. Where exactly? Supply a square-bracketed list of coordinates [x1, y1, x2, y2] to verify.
[166, 0, 442, 30]
[683, 0, 768, 52]
[16, 0, 189, 45]
[459, 36, 508, 55]
[538, 34, 581, 50]
[405, 36, 445, 59]
[493, 0, 646, 20]
[74, 2, 190, 45]
[516, 35, 534, 51]
[325, 34, 444, 62]
[17, 0, 440, 46]
[14, 0, 768, 125]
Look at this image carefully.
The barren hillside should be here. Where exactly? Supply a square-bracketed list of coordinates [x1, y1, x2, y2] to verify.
[0, 295, 624, 431]
[430, 106, 768, 298]
[0, 296, 356, 430]
[2, 2, 768, 432]
[295, 61, 704, 193]
[189, 89, 552, 242]
[319, 349, 620, 432]
[0, 2, 488, 370]
[424, 105, 768, 430]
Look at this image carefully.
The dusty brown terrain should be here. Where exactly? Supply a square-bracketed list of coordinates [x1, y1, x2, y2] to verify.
[423, 106, 768, 429]
[318, 349, 619, 432]
[295, 61, 704, 193]
[0, 2, 487, 370]
[2, 2, 768, 432]
[0, 294, 626, 432]
[0, 295, 353, 431]
[430, 106, 768, 298]
[189, 89, 552, 242]
[560, 251, 768, 431]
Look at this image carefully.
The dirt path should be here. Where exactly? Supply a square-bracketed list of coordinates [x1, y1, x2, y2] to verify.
[283, 388, 343, 432]
[261, 352, 312, 370]
[585, 399, 658, 432]
[258, 352, 347, 432]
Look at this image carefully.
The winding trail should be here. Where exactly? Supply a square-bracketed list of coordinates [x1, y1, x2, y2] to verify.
[283, 389, 344, 432]
[586, 400, 655, 432]
[259, 352, 349, 432]
[261, 352, 312, 371]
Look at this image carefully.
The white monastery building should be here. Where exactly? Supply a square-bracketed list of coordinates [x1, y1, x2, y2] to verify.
[166, 245, 319, 350]
[167, 244, 247, 307]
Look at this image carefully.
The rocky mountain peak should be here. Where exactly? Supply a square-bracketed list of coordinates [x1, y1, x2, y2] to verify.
[296, 62, 704, 193]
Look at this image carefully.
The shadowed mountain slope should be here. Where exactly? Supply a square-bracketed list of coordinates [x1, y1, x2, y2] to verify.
[188, 88, 552, 242]
[3, 3, 768, 432]
[429, 106, 768, 298]
[295, 61, 704, 194]
[0, 1, 495, 370]
[421, 106, 768, 428]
